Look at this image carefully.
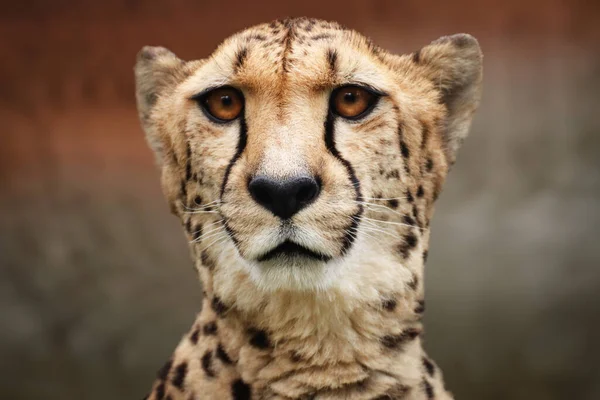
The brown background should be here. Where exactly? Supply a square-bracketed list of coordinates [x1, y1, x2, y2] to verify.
[1, 1, 600, 399]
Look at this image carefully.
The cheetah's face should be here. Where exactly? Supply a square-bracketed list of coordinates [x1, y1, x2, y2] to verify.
[135, 19, 482, 291]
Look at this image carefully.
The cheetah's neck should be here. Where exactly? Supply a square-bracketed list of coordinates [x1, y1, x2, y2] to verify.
[149, 243, 452, 399]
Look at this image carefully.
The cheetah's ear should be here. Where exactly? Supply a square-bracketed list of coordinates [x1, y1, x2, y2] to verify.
[134, 46, 186, 165]
[417, 34, 483, 164]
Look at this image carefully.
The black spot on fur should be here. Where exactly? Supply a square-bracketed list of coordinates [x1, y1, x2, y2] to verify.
[423, 379, 434, 399]
[381, 327, 421, 349]
[403, 215, 416, 226]
[398, 232, 419, 258]
[382, 298, 397, 311]
[234, 47, 248, 73]
[248, 34, 266, 41]
[211, 296, 228, 317]
[192, 224, 202, 241]
[408, 275, 419, 290]
[400, 140, 410, 158]
[311, 33, 332, 40]
[327, 48, 337, 74]
[423, 357, 435, 376]
[421, 123, 430, 149]
[172, 362, 188, 390]
[417, 185, 425, 198]
[407, 190, 414, 203]
[248, 328, 271, 349]
[426, 158, 434, 172]
[405, 232, 418, 248]
[290, 351, 303, 362]
[190, 327, 200, 344]
[157, 359, 172, 381]
[412, 205, 420, 225]
[423, 250, 429, 262]
[387, 199, 399, 209]
[231, 379, 252, 400]
[203, 321, 217, 335]
[216, 343, 233, 365]
[155, 382, 165, 400]
[193, 195, 202, 205]
[201, 250, 216, 269]
[386, 169, 400, 179]
[184, 218, 192, 234]
[412, 49, 421, 63]
[415, 299, 425, 314]
[201, 351, 215, 378]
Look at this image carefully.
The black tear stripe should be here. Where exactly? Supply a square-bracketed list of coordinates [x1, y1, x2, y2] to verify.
[218, 115, 247, 249]
[324, 112, 363, 255]
[220, 114, 248, 198]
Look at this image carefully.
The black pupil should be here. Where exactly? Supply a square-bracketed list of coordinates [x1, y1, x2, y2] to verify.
[221, 95, 232, 107]
[344, 91, 357, 103]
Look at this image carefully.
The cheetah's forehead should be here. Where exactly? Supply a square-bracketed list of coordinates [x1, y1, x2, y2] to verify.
[180, 18, 392, 99]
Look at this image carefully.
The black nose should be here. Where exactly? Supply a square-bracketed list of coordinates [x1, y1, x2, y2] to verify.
[248, 175, 321, 219]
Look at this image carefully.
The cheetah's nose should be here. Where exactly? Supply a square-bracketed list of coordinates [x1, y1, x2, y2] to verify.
[248, 175, 321, 220]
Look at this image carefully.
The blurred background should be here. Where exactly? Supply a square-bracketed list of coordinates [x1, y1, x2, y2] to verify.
[1, 1, 599, 399]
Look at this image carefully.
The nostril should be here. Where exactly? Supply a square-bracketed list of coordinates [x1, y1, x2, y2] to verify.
[295, 177, 320, 205]
[248, 177, 276, 208]
[253, 186, 273, 206]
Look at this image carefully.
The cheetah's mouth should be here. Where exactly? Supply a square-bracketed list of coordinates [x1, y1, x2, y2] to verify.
[256, 240, 332, 263]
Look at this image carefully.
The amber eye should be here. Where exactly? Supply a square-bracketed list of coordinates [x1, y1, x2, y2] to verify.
[197, 86, 244, 122]
[331, 85, 378, 119]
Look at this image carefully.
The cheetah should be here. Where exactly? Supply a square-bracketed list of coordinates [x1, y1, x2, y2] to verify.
[135, 17, 482, 400]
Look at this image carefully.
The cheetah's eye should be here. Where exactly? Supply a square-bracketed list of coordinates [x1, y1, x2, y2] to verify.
[195, 86, 244, 122]
[331, 85, 378, 120]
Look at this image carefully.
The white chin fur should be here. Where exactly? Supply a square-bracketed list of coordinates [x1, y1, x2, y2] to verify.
[247, 258, 342, 292]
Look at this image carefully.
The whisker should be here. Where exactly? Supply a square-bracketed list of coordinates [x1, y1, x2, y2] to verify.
[201, 232, 229, 250]
[182, 199, 221, 212]
[189, 219, 224, 236]
[361, 216, 416, 230]
[351, 217, 404, 240]
[358, 202, 405, 218]
[190, 227, 226, 244]
[183, 210, 220, 215]
[347, 227, 377, 242]
[362, 196, 407, 201]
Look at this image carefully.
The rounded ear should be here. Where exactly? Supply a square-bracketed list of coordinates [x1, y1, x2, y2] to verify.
[134, 46, 186, 165]
[416, 34, 483, 164]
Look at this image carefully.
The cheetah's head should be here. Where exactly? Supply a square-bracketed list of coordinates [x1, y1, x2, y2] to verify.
[135, 19, 482, 292]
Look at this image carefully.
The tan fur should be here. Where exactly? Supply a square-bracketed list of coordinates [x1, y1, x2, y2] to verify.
[135, 18, 482, 400]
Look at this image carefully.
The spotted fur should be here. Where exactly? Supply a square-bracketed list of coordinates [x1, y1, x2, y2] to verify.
[135, 17, 482, 400]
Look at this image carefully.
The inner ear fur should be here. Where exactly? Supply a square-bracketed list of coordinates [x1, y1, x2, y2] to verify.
[416, 34, 483, 164]
[134, 46, 187, 165]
